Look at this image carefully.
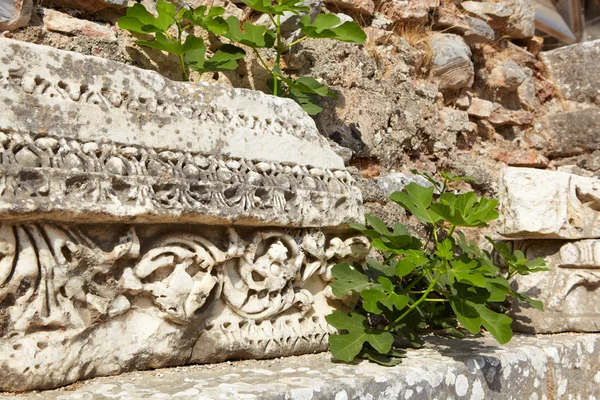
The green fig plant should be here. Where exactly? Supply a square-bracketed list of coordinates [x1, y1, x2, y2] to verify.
[118, 0, 367, 114]
[326, 172, 548, 365]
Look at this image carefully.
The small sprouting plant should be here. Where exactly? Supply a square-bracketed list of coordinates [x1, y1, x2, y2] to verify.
[118, 0, 247, 81]
[118, 0, 366, 114]
[326, 172, 548, 365]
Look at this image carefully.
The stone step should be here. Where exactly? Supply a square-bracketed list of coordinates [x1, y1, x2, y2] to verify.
[3, 333, 598, 400]
[540, 39, 600, 108]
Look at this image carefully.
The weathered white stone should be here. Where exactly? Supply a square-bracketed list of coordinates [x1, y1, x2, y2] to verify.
[0, 38, 367, 391]
[0, 224, 369, 391]
[499, 167, 600, 239]
[5, 333, 599, 399]
[500, 239, 600, 333]
[461, 1, 513, 28]
[0, 38, 363, 228]
[42, 8, 116, 40]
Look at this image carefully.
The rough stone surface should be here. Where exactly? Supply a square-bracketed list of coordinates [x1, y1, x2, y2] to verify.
[540, 39, 600, 107]
[461, 1, 513, 29]
[379, 0, 436, 24]
[1, 333, 598, 399]
[436, 12, 495, 44]
[499, 167, 600, 239]
[0, 38, 363, 227]
[429, 34, 474, 90]
[468, 98, 494, 118]
[42, 8, 116, 40]
[500, 240, 600, 333]
[41, 0, 128, 15]
[0, 0, 32, 31]
[324, 0, 374, 15]
[0, 38, 367, 391]
[543, 109, 600, 157]
[376, 171, 435, 196]
[489, 60, 527, 90]
[500, 0, 535, 39]
[294, 39, 442, 168]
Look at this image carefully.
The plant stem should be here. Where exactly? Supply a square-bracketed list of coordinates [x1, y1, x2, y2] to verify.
[284, 35, 308, 50]
[401, 273, 425, 293]
[175, 20, 187, 81]
[179, 54, 187, 81]
[424, 298, 448, 302]
[273, 13, 282, 97]
[253, 48, 272, 73]
[447, 224, 456, 237]
[386, 273, 441, 330]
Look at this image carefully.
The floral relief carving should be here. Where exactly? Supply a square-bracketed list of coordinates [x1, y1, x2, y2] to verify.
[0, 224, 368, 337]
[0, 131, 362, 226]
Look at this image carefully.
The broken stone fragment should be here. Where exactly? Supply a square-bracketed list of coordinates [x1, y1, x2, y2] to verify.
[455, 93, 471, 109]
[379, 0, 436, 24]
[41, 0, 128, 14]
[489, 107, 533, 126]
[489, 148, 548, 168]
[436, 12, 495, 44]
[0, 0, 33, 31]
[501, 239, 600, 333]
[489, 60, 527, 90]
[429, 33, 474, 90]
[42, 8, 116, 40]
[517, 69, 538, 110]
[580, 150, 600, 172]
[543, 109, 600, 156]
[540, 38, 600, 107]
[460, 1, 512, 29]
[467, 97, 494, 118]
[324, 0, 374, 15]
[499, 167, 600, 239]
[436, 107, 469, 152]
[376, 172, 436, 196]
[499, 0, 535, 39]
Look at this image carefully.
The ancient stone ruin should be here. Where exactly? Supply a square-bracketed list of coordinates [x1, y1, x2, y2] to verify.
[1, 0, 600, 398]
[0, 38, 368, 391]
[499, 167, 600, 333]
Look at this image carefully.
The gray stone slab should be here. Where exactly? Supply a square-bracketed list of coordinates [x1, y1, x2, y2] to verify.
[2, 333, 598, 399]
[543, 109, 600, 157]
[541, 39, 600, 106]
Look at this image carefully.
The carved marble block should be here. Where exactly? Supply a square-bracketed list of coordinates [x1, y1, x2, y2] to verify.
[0, 39, 366, 391]
[501, 240, 600, 333]
[497, 167, 600, 334]
[499, 167, 600, 239]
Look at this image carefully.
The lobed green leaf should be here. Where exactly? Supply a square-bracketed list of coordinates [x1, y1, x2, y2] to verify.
[330, 262, 371, 297]
[326, 312, 393, 362]
[299, 14, 367, 44]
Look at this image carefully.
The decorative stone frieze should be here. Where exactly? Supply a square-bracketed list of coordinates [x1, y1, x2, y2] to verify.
[497, 167, 600, 334]
[0, 38, 366, 391]
[499, 239, 600, 333]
